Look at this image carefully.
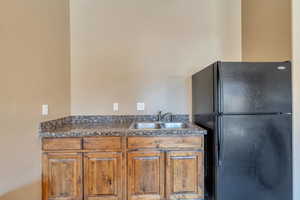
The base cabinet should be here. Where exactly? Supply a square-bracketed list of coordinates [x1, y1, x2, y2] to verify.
[166, 151, 204, 200]
[42, 136, 204, 200]
[127, 151, 165, 200]
[84, 152, 123, 200]
[42, 153, 83, 200]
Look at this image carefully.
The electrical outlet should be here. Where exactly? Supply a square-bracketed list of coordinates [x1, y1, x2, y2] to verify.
[137, 102, 145, 111]
[42, 104, 48, 115]
[113, 103, 119, 111]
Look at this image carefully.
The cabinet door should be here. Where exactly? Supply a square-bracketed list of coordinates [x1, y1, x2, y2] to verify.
[127, 151, 165, 200]
[42, 153, 83, 200]
[84, 152, 123, 200]
[166, 151, 204, 200]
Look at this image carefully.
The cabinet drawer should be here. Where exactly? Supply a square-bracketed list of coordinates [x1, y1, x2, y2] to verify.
[42, 138, 82, 151]
[83, 136, 122, 150]
[127, 136, 203, 149]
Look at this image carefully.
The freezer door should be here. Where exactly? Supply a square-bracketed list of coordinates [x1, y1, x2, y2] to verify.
[217, 115, 292, 200]
[219, 62, 292, 114]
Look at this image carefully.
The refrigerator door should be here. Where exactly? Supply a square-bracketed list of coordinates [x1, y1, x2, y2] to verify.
[217, 114, 292, 200]
[218, 62, 292, 114]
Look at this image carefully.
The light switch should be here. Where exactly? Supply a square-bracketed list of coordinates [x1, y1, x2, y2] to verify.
[42, 104, 48, 115]
[113, 103, 119, 111]
[137, 102, 145, 111]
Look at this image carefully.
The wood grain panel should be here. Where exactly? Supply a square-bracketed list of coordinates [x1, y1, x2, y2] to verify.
[83, 137, 122, 151]
[166, 151, 204, 200]
[43, 138, 82, 151]
[127, 136, 203, 149]
[127, 151, 165, 200]
[84, 152, 122, 200]
[42, 153, 82, 200]
[42, 136, 206, 200]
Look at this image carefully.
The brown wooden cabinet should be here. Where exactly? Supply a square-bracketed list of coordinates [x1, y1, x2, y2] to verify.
[127, 151, 165, 200]
[84, 152, 123, 200]
[166, 151, 204, 200]
[42, 153, 83, 200]
[42, 136, 204, 200]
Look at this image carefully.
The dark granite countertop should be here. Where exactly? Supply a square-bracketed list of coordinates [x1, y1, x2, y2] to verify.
[39, 115, 207, 138]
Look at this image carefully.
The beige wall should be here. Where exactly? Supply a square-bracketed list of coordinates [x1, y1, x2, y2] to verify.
[217, 0, 242, 61]
[242, 0, 292, 61]
[0, 1, 241, 199]
[292, 0, 300, 198]
[0, 0, 70, 199]
[70, 0, 241, 115]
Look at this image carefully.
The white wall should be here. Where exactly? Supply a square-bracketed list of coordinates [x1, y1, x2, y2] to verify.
[70, 0, 241, 115]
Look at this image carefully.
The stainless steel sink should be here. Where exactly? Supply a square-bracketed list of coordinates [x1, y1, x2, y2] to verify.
[132, 122, 162, 129]
[161, 122, 188, 129]
[131, 122, 188, 130]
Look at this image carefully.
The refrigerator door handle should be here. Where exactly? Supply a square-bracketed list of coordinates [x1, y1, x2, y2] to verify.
[217, 134, 221, 166]
[218, 117, 223, 166]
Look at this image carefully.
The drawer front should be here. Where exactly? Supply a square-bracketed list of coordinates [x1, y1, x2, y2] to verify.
[83, 137, 122, 150]
[127, 136, 203, 150]
[42, 138, 82, 151]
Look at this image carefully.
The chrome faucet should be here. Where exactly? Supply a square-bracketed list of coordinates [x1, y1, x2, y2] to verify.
[156, 111, 172, 122]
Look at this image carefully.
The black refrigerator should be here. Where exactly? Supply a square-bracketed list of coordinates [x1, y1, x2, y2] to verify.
[192, 61, 292, 200]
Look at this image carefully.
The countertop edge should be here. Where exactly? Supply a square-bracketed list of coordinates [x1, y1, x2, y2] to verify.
[38, 115, 207, 138]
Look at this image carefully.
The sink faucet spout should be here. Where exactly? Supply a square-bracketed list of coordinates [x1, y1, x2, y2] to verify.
[156, 111, 172, 122]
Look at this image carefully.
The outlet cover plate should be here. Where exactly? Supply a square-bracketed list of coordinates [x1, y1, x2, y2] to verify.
[113, 103, 119, 111]
[42, 104, 48, 115]
[137, 102, 145, 111]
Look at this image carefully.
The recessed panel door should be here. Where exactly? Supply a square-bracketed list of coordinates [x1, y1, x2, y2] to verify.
[166, 151, 204, 200]
[42, 153, 83, 200]
[127, 151, 165, 200]
[84, 152, 122, 200]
